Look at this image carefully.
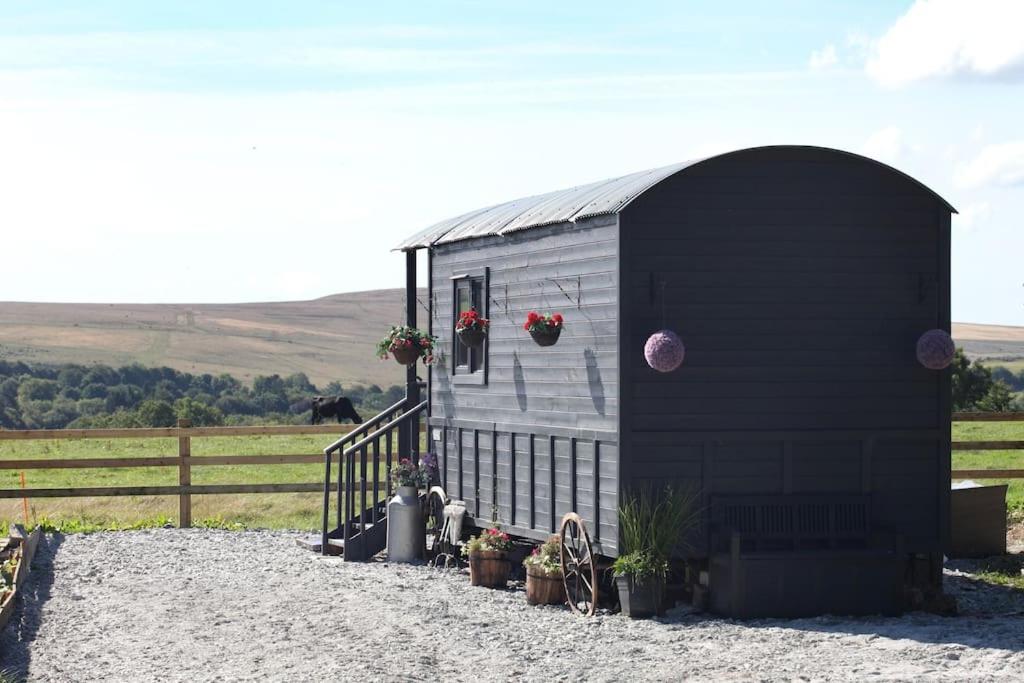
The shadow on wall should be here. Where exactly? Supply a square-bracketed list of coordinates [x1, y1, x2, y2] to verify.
[513, 352, 527, 412]
[435, 359, 456, 418]
[585, 348, 605, 416]
[0, 533, 65, 678]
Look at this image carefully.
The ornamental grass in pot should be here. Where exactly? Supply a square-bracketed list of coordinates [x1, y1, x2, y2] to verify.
[523, 312, 563, 346]
[462, 528, 513, 588]
[612, 486, 700, 619]
[455, 307, 489, 349]
[376, 326, 436, 366]
[522, 536, 566, 606]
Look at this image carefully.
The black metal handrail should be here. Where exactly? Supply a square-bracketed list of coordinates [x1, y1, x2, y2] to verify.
[321, 398, 407, 554]
[341, 401, 428, 457]
[323, 398, 407, 455]
[320, 398, 428, 555]
[341, 400, 428, 551]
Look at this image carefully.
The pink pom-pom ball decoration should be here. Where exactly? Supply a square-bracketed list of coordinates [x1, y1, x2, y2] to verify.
[916, 329, 955, 370]
[644, 330, 685, 373]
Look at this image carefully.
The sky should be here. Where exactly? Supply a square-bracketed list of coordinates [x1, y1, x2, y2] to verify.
[1, 1, 1022, 324]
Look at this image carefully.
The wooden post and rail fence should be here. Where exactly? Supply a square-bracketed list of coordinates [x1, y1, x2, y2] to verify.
[0, 413, 1021, 528]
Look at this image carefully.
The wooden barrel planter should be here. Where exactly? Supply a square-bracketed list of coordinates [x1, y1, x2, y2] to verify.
[457, 327, 487, 349]
[529, 327, 561, 347]
[0, 526, 42, 632]
[468, 550, 510, 588]
[525, 567, 566, 606]
[390, 346, 420, 366]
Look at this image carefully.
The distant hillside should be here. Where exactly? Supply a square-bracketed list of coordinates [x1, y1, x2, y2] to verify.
[0, 289, 426, 387]
[1, 293, 1021, 387]
[954, 322, 1024, 366]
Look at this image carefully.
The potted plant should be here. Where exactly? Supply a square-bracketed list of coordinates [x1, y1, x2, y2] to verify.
[386, 458, 431, 563]
[612, 486, 700, 619]
[456, 307, 489, 349]
[522, 535, 566, 606]
[523, 312, 563, 346]
[462, 527, 513, 588]
[376, 326, 436, 366]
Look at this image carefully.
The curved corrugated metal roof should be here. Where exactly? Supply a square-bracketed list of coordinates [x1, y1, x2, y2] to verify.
[396, 146, 955, 251]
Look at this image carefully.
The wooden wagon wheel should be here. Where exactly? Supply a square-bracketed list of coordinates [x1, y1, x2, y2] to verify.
[559, 512, 597, 616]
[423, 486, 449, 562]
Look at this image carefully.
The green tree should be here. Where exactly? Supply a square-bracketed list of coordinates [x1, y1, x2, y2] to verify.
[174, 397, 224, 426]
[950, 349, 1017, 412]
[135, 399, 177, 427]
[17, 378, 59, 403]
[951, 349, 992, 411]
[57, 366, 86, 389]
[977, 380, 1015, 412]
[105, 384, 143, 412]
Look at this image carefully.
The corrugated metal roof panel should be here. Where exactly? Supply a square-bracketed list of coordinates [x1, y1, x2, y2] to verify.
[395, 161, 698, 250]
[395, 146, 956, 250]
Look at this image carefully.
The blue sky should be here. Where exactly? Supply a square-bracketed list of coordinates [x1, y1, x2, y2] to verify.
[2, 1, 1022, 324]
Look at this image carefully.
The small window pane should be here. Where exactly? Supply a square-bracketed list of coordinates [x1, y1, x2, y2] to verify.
[455, 284, 471, 368]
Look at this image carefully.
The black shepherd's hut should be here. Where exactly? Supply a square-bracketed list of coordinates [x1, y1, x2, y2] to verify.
[395, 145, 956, 617]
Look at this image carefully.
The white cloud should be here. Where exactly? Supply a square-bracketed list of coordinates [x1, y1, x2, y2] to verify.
[956, 141, 1024, 188]
[867, 0, 1024, 87]
[955, 201, 991, 230]
[861, 126, 904, 163]
[808, 44, 838, 70]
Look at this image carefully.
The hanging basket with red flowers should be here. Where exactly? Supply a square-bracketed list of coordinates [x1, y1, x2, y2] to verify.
[455, 307, 489, 349]
[376, 325, 437, 366]
[524, 312, 563, 346]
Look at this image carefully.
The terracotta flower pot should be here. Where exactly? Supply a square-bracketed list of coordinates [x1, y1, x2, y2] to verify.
[529, 326, 561, 347]
[457, 327, 487, 349]
[525, 566, 566, 605]
[468, 550, 510, 588]
[391, 345, 420, 366]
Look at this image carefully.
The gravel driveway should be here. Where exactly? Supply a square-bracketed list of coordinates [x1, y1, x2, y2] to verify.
[2, 529, 1023, 681]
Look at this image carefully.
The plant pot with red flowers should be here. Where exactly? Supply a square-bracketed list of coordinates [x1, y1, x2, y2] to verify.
[462, 528, 513, 588]
[456, 307, 489, 349]
[524, 312, 563, 346]
[523, 536, 566, 606]
[376, 326, 437, 367]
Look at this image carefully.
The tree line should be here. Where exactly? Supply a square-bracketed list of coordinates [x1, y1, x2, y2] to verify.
[0, 360, 403, 429]
[0, 348, 1018, 430]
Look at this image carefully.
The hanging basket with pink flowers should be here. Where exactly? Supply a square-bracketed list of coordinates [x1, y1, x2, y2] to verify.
[376, 326, 437, 366]
[524, 312, 563, 346]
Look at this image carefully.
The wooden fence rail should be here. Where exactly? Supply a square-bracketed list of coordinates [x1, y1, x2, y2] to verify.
[0, 414, 1019, 527]
[952, 411, 1024, 481]
[0, 420, 371, 527]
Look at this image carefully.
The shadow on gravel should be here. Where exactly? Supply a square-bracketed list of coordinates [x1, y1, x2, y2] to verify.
[656, 564, 1024, 652]
[0, 534, 65, 680]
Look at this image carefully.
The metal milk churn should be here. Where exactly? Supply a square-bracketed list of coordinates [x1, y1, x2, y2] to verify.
[386, 485, 424, 563]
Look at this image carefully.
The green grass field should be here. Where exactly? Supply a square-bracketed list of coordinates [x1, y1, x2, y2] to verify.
[0, 422, 1021, 532]
[953, 420, 1024, 515]
[0, 434, 401, 532]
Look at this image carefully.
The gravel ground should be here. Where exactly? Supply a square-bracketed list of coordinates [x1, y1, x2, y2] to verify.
[2, 529, 1024, 682]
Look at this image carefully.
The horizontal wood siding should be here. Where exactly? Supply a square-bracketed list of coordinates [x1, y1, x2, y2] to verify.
[430, 218, 620, 553]
[624, 147, 947, 554]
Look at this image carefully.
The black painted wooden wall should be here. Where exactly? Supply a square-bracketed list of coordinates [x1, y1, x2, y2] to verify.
[620, 147, 951, 557]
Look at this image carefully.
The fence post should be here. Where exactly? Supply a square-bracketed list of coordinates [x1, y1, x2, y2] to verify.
[178, 418, 192, 528]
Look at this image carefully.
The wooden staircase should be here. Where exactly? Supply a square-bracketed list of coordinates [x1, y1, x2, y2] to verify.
[312, 396, 427, 561]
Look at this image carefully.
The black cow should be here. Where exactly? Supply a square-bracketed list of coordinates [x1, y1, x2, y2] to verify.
[311, 396, 363, 425]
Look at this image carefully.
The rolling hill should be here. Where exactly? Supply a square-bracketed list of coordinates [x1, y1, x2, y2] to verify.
[1, 291, 1022, 388]
[0, 289, 425, 388]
